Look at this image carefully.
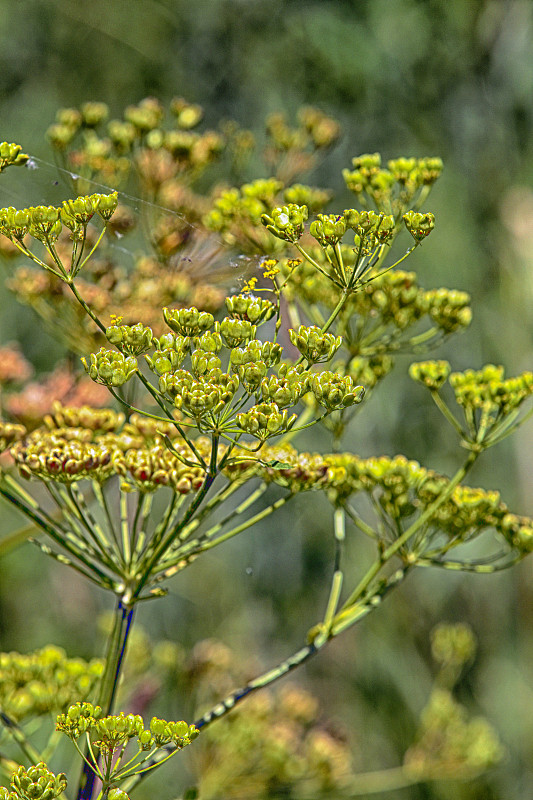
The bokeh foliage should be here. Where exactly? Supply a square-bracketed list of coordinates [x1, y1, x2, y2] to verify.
[1, 1, 533, 798]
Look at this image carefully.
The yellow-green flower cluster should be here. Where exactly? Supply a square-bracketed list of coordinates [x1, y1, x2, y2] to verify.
[43, 403, 124, 433]
[196, 686, 353, 798]
[425, 288, 473, 332]
[0, 420, 26, 453]
[344, 209, 396, 248]
[204, 179, 282, 241]
[11, 428, 115, 483]
[409, 360, 451, 390]
[309, 213, 346, 247]
[230, 339, 283, 391]
[311, 372, 365, 411]
[449, 364, 533, 415]
[267, 106, 341, 152]
[0, 141, 29, 172]
[352, 270, 426, 331]
[106, 322, 154, 356]
[204, 176, 328, 254]
[0, 194, 118, 247]
[280, 266, 472, 349]
[224, 443, 329, 493]
[283, 183, 332, 211]
[10, 406, 212, 493]
[236, 403, 298, 440]
[82, 348, 138, 387]
[113, 438, 210, 494]
[403, 210, 435, 241]
[260, 368, 311, 408]
[56, 702, 198, 753]
[320, 453, 520, 547]
[0, 645, 103, 722]
[347, 354, 395, 390]
[0, 764, 67, 800]
[163, 306, 214, 338]
[162, 369, 240, 421]
[289, 325, 342, 364]
[500, 513, 533, 553]
[260, 203, 309, 243]
[343, 153, 443, 214]
[225, 294, 275, 324]
[411, 362, 533, 445]
[431, 623, 476, 668]
[419, 481, 504, 539]
[139, 306, 360, 441]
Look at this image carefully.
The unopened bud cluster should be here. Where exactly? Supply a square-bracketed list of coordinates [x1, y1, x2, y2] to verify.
[409, 360, 451, 390]
[344, 209, 396, 248]
[236, 403, 298, 440]
[431, 623, 476, 667]
[0, 764, 66, 800]
[12, 429, 115, 483]
[106, 322, 153, 356]
[57, 701, 199, 754]
[205, 175, 332, 253]
[225, 294, 275, 324]
[10, 408, 213, 494]
[0, 420, 26, 452]
[0, 141, 30, 172]
[403, 211, 435, 241]
[84, 304, 364, 442]
[411, 361, 533, 443]
[0, 193, 118, 246]
[261, 204, 309, 243]
[343, 152, 443, 214]
[404, 688, 503, 781]
[82, 349, 138, 387]
[449, 365, 533, 415]
[289, 326, 342, 364]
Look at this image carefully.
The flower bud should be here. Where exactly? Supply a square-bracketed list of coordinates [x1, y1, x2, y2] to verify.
[409, 360, 451, 391]
[82, 348, 138, 387]
[0, 141, 30, 171]
[225, 294, 275, 324]
[220, 317, 256, 348]
[403, 211, 435, 241]
[106, 322, 153, 356]
[261, 204, 308, 243]
[309, 214, 346, 247]
[236, 402, 297, 440]
[289, 325, 342, 364]
[311, 372, 365, 410]
[163, 307, 214, 337]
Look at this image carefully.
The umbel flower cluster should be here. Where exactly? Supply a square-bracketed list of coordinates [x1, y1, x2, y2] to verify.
[55, 702, 198, 787]
[0, 105, 532, 800]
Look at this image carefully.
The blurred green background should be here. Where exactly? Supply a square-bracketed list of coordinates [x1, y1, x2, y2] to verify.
[1, 0, 533, 798]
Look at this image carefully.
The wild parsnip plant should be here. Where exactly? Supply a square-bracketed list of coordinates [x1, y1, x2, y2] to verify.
[0, 102, 532, 799]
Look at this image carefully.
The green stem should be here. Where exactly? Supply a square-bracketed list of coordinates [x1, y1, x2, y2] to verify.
[430, 390, 465, 437]
[75, 224, 108, 274]
[76, 598, 136, 800]
[0, 485, 114, 584]
[132, 436, 220, 598]
[0, 712, 44, 764]
[293, 243, 343, 289]
[340, 451, 478, 612]
[180, 482, 268, 544]
[66, 280, 107, 334]
[170, 493, 292, 562]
